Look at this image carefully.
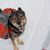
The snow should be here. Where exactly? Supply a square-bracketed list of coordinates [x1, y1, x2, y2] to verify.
[0, 0, 50, 50]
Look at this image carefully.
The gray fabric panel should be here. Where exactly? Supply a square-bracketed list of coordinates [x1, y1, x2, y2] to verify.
[0, 12, 9, 25]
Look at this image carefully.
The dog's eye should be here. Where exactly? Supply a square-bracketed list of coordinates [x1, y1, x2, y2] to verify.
[19, 16, 25, 20]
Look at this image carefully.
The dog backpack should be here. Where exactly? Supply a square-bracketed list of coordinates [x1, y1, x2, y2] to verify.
[0, 8, 16, 39]
[0, 12, 8, 38]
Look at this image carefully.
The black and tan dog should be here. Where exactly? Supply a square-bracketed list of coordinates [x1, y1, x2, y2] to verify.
[7, 7, 27, 50]
[0, 7, 27, 50]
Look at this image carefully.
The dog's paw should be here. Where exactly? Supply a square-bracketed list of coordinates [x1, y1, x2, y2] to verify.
[18, 40, 24, 45]
[17, 39, 24, 45]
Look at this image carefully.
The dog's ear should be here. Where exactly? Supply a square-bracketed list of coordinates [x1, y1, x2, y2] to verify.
[18, 7, 25, 16]
[18, 7, 22, 11]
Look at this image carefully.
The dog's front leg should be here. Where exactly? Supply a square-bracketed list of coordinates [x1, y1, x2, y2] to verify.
[11, 38, 19, 50]
[16, 37, 24, 45]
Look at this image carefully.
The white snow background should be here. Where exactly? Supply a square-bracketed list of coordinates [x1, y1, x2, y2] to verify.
[0, 0, 50, 50]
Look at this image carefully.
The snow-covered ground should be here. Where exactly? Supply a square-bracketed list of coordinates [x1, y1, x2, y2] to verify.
[0, 0, 50, 50]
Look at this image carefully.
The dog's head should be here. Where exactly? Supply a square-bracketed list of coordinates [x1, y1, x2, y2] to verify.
[16, 7, 27, 32]
[8, 7, 27, 37]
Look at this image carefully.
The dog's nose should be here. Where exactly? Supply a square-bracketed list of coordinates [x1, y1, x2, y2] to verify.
[17, 22, 23, 27]
[17, 22, 21, 25]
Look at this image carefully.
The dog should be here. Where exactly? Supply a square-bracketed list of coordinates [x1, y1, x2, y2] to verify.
[0, 7, 27, 50]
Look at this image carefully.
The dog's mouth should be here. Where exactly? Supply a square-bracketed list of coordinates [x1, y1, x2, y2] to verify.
[11, 21, 24, 32]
